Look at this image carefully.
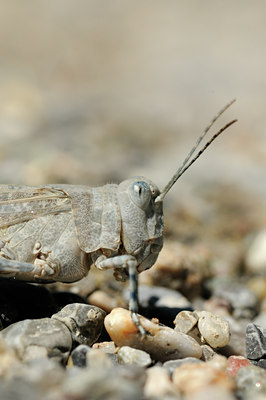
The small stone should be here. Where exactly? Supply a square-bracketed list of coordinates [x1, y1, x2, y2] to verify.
[236, 365, 266, 397]
[196, 311, 230, 348]
[117, 346, 152, 367]
[71, 344, 90, 368]
[104, 308, 202, 362]
[1, 318, 72, 363]
[52, 303, 106, 346]
[200, 344, 217, 361]
[172, 363, 236, 395]
[246, 323, 266, 360]
[144, 366, 181, 399]
[163, 357, 203, 375]
[174, 310, 198, 334]
[227, 355, 251, 377]
[245, 230, 266, 274]
[92, 341, 116, 354]
[86, 348, 115, 368]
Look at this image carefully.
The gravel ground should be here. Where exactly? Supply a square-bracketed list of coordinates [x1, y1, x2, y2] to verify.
[0, 2, 265, 399]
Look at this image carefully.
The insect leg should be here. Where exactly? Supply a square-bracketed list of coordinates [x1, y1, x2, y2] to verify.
[0, 256, 58, 281]
[95, 254, 146, 336]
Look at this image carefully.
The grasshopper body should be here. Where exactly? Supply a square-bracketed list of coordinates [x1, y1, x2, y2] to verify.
[0, 101, 237, 335]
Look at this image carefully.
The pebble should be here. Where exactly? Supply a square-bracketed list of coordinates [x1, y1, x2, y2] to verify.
[92, 341, 116, 354]
[227, 355, 251, 376]
[117, 346, 152, 367]
[174, 310, 198, 334]
[200, 344, 217, 361]
[104, 308, 202, 362]
[196, 311, 231, 348]
[52, 303, 106, 346]
[174, 310, 230, 348]
[163, 357, 203, 375]
[236, 365, 266, 398]
[246, 323, 266, 360]
[1, 318, 72, 364]
[172, 362, 236, 395]
[71, 344, 90, 368]
[144, 366, 181, 399]
[245, 230, 266, 274]
[86, 347, 116, 368]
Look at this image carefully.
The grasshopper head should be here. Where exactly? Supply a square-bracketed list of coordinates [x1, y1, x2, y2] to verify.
[118, 177, 164, 272]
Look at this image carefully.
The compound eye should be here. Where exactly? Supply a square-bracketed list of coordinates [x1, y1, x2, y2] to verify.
[130, 181, 152, 210]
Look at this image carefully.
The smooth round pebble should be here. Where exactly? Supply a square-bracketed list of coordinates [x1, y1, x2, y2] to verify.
[196, 311, 230, 348]
[117, 346, 152, 367]
[104, 308, 202, 362]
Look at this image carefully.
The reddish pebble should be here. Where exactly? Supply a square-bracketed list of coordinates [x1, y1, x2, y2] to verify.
[227, 355, 251, 376]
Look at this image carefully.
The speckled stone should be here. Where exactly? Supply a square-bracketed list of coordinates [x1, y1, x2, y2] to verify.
[52, 303, 106, 346]
[246, 323, 266, 360]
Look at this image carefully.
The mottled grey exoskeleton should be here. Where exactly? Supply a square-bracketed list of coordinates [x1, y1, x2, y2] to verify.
[0, 100, 236, 335]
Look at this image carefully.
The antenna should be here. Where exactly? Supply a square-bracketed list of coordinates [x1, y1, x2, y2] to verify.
[155, 99, 237, 203]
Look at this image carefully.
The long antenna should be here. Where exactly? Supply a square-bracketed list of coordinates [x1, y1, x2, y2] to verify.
[155, 100, 237, 203]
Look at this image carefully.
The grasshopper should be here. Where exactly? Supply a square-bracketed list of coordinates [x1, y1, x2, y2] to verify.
[0, 100, 237, 335]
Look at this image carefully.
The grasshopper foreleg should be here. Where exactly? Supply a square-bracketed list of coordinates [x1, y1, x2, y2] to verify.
[95, 254, 146, 336]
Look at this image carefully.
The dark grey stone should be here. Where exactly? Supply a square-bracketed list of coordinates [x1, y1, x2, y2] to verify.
[246, 323, 266, 360]
[71, 344, 90, 367]
[52, 303, 106, 346]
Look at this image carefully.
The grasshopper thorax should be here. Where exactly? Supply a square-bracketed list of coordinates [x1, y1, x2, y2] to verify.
[118, 177, 163, 272]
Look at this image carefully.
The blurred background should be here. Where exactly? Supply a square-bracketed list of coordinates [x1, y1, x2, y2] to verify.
[0, 1, 265, 277]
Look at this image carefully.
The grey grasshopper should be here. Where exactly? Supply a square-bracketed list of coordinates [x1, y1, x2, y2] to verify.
[0, 100, 237, 335]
